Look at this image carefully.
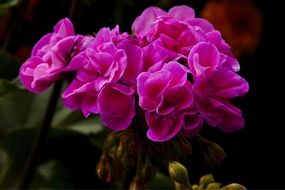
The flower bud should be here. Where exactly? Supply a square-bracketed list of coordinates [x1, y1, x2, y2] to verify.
[192, 184, 199, 190]
[207, 182, 222, 189]
[129, 177, 147, 190]
[180, 138, 192, 156]
[103, 131, 121, 152]
[96, 156, 112, 183]
[199, 174, 214, 187]
[174, 181, 192, 190]
[224, 183, 246, 190]
[142, 163, 157, 181]
[205, 140, 226, 162]
[168, 161, 189, 184]
[201, 139, 227, 167]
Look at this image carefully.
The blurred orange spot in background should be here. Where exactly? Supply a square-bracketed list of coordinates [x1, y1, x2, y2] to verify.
[201, 0, 262, 57]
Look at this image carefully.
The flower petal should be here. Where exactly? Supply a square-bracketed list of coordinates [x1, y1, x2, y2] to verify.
[132, 7, 166, 39]
[188, 42, 221, 76]
[98, 84, 135, 130]
[168, 5, 195, 21]
[146, 112, 183, 142]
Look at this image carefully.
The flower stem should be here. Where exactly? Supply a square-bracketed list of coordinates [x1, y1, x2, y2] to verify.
[19, 80, 63, 189]
[136, 143, 144, 178]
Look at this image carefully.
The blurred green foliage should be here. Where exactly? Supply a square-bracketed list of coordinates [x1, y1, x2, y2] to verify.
[0, 51, 19, 80]
[0, 0, 19, 9]
[0, 79, 108, 188]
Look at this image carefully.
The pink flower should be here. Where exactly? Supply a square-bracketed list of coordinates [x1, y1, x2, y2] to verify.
[61, 79, 99, 117]
[62, 26, 142, 130]
[133, 6, 239, 73]
[133, 5, 249, 138]
[19, 5, 250, 141]
[193, 68, 249, 132]
[137, 62, 197, 141]
[19, 18, 77, 93]
[98, 83, 135, 130]
[145, 111, 184, 142]
[132, 5, 196, 39]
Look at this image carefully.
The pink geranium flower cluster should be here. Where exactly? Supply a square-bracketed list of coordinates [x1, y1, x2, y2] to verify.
[19, 5, 249, 142]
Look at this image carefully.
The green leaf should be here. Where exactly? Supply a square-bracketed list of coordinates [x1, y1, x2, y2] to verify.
[0, 80, 107, 188]
[0, 79, 105, 134]
[32, 160, 74, 189]
[0, 79, 21, 96]
[0, 127, 100, 188]
[0, 80, 49, 132]
[0, 50, 19, 80]
[0, 0, 20, 8]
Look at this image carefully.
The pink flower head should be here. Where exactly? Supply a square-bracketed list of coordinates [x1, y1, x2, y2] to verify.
[133, 5, 249, 139]
[19, 5, 249, 142]
[19, 18, 77, 93]
[62, 27, 128, 112]
[133, 6, 239, 73]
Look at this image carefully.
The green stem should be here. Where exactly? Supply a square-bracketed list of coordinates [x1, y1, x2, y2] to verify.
[136, 143, 144, 179]
[68, 0, 83, 28]
[19, 80, 63, 189]
[1, 1, 28, 51]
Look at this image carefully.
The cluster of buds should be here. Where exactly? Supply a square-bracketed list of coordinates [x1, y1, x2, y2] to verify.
[95, 129, 244, 189]
[169, 163, 246, 190]
[96, 131, 137, 184]
[192, 174, 246, 190]
[169, 161, 192, 190]
[96, 130, 194, 189]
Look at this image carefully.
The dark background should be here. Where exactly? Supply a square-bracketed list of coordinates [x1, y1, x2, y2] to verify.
[1, 0, 283, 189]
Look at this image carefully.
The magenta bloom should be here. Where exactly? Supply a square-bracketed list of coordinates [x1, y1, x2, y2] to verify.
[188, 42, 226, 76]
[133, 6, 239, 73]
[20, 5, 249, 142]
[193, 68, 249, 132]
[62, 26, 142, 130]
[134, 5, 249, 140]
[138, 62, 197, 141]
[98, 83, 135, 130]
[19, 18, 78, 93]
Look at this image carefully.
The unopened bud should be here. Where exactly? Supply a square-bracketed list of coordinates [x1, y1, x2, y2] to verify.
[96, 156, 112, 183]
[180, 138, 192, 155]
[205, 140, 226, 162]
[103, 131, 120, 152]
[192, 184, 199, 190]
[129, 177, 147, 190]
[224, 183, 246, 190]
[174, 181, 192, 190]
[169, 161, 189, 184]
[116, 140, 125, 159]
[199, 174, 214, 187]
[142, 163, 157, 181]
[207, 182, 222, 189]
